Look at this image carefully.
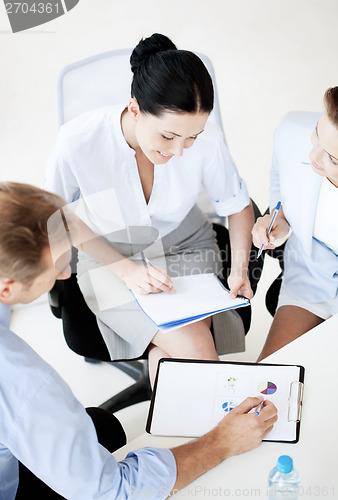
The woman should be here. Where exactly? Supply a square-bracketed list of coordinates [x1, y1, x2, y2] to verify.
[253, 87, 338, 361]
[44, 34, 254, 383]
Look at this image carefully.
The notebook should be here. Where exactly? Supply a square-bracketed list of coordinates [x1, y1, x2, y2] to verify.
[132, 273, 250, 332]
[147, 359, 304, 443]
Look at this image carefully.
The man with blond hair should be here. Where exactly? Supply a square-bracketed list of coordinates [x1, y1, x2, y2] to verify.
[0, 182, 277, 499]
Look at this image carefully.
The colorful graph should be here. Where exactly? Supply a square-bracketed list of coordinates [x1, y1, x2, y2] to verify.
[258, 381, 277, 395]
[222, 401, 236, 413]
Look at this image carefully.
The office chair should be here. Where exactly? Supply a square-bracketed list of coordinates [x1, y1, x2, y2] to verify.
[48, 247, 152, 413]
[260, 208, 286, 317]
[265, 245, 285, 317]
[56, 48, 224, 132]
[49, 48, 263, 412]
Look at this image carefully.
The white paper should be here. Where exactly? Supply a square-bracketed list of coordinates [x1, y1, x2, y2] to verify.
[148, 360, 301, 442]
[132, 273, 249, 331]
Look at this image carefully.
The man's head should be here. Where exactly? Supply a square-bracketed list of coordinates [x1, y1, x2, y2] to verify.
[0, 182, 71, 305]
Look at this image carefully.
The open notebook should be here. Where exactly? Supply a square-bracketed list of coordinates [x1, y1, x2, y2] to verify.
[147, 359, 304, 443]
[132, 273, 250, 332]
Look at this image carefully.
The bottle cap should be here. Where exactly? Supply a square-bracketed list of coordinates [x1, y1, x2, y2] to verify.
[277, 455, 293, 473]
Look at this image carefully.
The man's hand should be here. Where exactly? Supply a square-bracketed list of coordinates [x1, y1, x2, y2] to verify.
[214, 396, 278, 460]
[170, 396, 277, 492]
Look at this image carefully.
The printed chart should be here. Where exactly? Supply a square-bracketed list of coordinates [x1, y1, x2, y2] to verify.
[258, 381, 277, 395]
[222, 401, 236, 413]
[147, 360, 303, 442]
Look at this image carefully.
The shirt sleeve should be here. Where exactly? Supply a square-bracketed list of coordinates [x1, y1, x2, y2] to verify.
[43, 128, 81, 203]
[201, 125, 250, 217]
[6, 356, 176, 500]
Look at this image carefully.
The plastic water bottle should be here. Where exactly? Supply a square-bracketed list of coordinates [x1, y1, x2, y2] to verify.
[268, 455, 300, 499]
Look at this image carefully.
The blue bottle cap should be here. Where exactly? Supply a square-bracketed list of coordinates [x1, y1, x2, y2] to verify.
[277, 455, 293, 473]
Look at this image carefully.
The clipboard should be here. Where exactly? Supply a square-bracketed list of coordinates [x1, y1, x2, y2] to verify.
[132, 273, 250, 332]
[146, 358, 305, 443]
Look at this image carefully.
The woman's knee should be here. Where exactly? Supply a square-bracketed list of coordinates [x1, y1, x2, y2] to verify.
[174, 328, 217, 358]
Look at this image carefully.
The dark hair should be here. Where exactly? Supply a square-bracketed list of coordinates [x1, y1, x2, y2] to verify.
[324, 87, 338, 129]
[130, 33, 214, 116]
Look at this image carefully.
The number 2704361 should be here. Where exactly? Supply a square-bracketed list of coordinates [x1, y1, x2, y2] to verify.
[6, 3, 60, 14]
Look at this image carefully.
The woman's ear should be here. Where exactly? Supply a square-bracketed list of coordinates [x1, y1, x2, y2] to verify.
[128, 98, 141, 120]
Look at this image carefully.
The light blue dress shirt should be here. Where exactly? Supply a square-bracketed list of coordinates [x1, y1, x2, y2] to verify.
[270, 111, 338, 310]
[0, 304, 10, 328]
[0, 323, 176, 499]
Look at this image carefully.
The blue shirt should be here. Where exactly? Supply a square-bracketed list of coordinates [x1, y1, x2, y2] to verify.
[270, 111, 338, 308]
[0, 304, 10, 328]
[0, 323, 176, 499]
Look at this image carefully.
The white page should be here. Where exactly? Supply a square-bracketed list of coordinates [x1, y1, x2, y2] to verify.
[148, 360, 301, 442]
[132, 273, 248, 329]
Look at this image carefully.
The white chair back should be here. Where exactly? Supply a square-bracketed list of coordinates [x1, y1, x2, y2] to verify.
[57, 48, 224, 137]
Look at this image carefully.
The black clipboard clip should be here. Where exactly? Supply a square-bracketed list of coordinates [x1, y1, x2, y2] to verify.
[288, 381, 304, 422]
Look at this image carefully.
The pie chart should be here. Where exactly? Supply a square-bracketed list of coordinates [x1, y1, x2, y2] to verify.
[222, 401, 236, 413]
[258, 381, 277, 395]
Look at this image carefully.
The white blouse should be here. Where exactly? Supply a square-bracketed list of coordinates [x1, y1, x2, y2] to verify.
[313, 177, 338, 254]
[44, 105, 249, 239]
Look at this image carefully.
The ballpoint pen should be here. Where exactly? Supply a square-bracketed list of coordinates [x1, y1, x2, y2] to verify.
[141, 252, 175, 292]
[257, 201, 282, 259]
[255, 401, 264, 415]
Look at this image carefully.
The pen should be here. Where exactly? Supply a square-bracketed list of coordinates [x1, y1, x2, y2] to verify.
[141, 253, 175, 292]
[257, 201, 282, 259]
[255, 401, 264, 415]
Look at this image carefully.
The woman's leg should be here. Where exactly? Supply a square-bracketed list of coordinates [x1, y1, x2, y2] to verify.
[257, 305, 324, 362]
[148, 317, 218, 386]
[15, 408, 126, 499]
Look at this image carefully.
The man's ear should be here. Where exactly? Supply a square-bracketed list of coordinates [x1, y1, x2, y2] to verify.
[128, 98, 141, 120]
[0, 278, 15, 305]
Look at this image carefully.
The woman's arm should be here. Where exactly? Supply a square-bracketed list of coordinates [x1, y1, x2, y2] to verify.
[227, 203, 255, 299]
[55, 210, 174, 295]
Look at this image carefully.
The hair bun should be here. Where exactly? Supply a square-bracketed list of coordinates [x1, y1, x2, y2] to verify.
[130, 33, 177, 73]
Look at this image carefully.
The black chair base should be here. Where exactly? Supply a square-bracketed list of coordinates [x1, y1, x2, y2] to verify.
[98, 360, 151, 413]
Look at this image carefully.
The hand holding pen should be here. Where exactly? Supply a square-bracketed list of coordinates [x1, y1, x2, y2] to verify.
[255, 401, 264, 415]
[252, 202, 290, 259]
[256, 201, 281, 259]
[141, 253, 175, 294]
[115, 255, 175, 295]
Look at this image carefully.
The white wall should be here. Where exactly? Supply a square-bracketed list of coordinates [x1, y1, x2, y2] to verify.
[1, 0, 338, 213]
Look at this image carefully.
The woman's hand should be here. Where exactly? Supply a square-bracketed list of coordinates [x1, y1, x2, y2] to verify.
[228, 270, 253, 300]
[252, 213, 290, 251]
[115, 259, 175, 295]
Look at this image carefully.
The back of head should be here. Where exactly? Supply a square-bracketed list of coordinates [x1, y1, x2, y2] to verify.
[130, 33, 214, 116]
[324, 87, 338, 129]
[0, 182, 64, 286]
